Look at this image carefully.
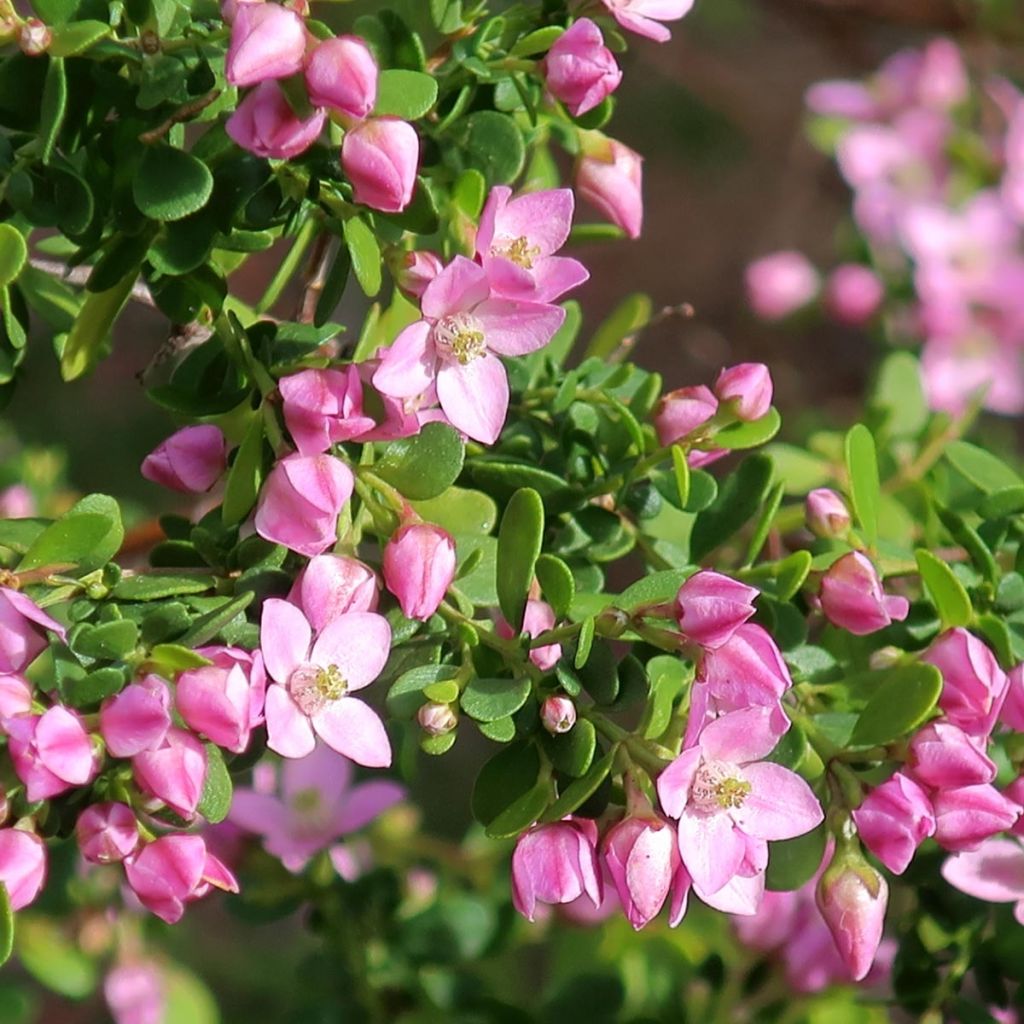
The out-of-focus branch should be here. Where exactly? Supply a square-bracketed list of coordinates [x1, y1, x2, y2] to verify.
[30, 257, 155, 307]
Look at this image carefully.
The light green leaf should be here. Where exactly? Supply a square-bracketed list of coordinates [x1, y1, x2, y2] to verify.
[343, 215, 382, 297]
[0, 225, 27, 289]
[19, 493, 123, 572]
[60, 269, 136, 380]
[221, 414, 265, 527]
[0, 885, 12, 967]
[873, 351, 927, 438]
[916, 549, 972, 629]
[47, 19, 109, 56]
[375, 422, 464, 500]
[374, 69, 438, 119]
[535, 553, 575, 619]
[945, 440, 1024, 494]
[714, 407, 781, 451]
[583, 292, 650, 361]
[845, 424, 879, 548]
[850, 663, 942, 746]
[17, 915, 98, 998]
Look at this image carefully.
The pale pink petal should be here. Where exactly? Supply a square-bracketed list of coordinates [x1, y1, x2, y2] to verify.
[313, 698, 392, 768]
[482, 257, 536, 300]
[475, 300, 566, 356]
[612, 9, 672, 42]
[35, 706, 95, 784]
[309, 612, 392, 692]
[436, 355, 509, 445]
[677, 809, 745, 894]
[372, 321, 436, 399]
[281, 741, 353, 807]
[696, 869, 765, 915]
[475, 185, 511, 256]
[2, 588, 66, 639]
[700, 705, 786, 764]
[265, 684, 316, 758]
[421, 256, 490, 320]
[260, 599, 312, 684]
[498, 189, 575, 254]
[337, 780, 405, 832]
[228, 791, 291, 837]
[732, 762, 824, 841]
[941, 838, 1024, 903]
[530, 256, 590, 304]
[656, 747, 701, 819]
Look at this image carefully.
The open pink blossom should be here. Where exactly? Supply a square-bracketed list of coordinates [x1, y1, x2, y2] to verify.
[941, 837, 1024, 924]
[372, 256, 565, 444]
[6, 706, 99, 802]
[511, 817, 602, 921]
[229, 742, 404, 872]
[0, 828, 46, 910]
[279, 367, 375, 456]
[657, 706, 823, 898]
[260, 599, 392, 767]
[287, 554, 379, 632]
[0, 587, 66, 675]
[104, 962, 165, 1024]
[600, 0, 695, 43]
[476, 186, 589, 303]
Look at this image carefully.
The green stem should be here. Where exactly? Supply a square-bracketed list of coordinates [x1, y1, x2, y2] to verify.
[255, 218, 316, 315]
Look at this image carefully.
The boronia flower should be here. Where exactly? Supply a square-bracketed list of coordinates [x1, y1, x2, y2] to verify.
[372, 256, 565, 443]
[260, 599, 392, 767]
[600, 0, 695, 44]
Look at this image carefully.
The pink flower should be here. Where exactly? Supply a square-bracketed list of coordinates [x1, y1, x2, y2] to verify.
[279, 367, 375, 456]
[1002, 664, 1024, 731]
[816, 859, 888, 982]
[600, 0, 695, 43]
[820, 552, 909, 636]
[0, 587, 66, 675]
[76, 803, 139, 864]
[825, 264, 884, 326]
[304, 36, 378, 119]
[0, 674, 32, 717]
[942, 837, 1024, 924]
[575, 136, 643, 239]
[805, 79, 879, 120]
[229, 742, 404, 872]
[372, 256, 565, 444]
[124, 835, 238, 924]
[805, 488, 851, 539]
[497, 599, 562, 670]
[100, 675, 171, 758]
[141, 425, 227, 494]
[541, 695, 577, 735]
[602, 816, 690, 929]
[675, 570, 758, 651]
[287, 554, 379, 632]
[260, 599, 392, 767]
[418, 702, 457, 736]
[176, 647, 266, 754]
[653, 385, 718, 447]
[852, 773, 935, 874]
[0, 828, 46, 910]
[226, 81, 326, 160]
[132, 727, 207, 819]
[104, 962, 165, 1024]
[923, 628, 1010, 737]
[254, 452, 353, 557]
[475, 186, 589, 304]
[393, 251, 444, 299]
[341, 117, 419, 213]
[543, 19, 621, 117]
[511, 817, 602, 921]
[908, 721, 996, 789]
[0, 484, 35, 518]
[225, 2, 306, 87]
[6, 706, 99, 802]
[714, 362, 774, 422]
[745, 251, 819, 320]
[382, 524, 457, 621]
[932, 784, 1022, 851]
[657, 706, 823, 900]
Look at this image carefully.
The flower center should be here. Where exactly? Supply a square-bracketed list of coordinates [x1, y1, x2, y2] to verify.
[689, 759, 751, 814]
[288, 662, 347, 716]
[492, 235, 540, 270]
[433, 312, 486, 366]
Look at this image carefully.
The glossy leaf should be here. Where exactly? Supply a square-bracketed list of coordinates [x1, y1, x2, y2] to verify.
[916, 549, 972, 629]
[375, 422, 465, 501]
[343, 215, 382, 297]
[850, 664, 942, 746]
[374, 69, 438, 119]
[19, 493, 123, 572]
[496, 487, 544, 630]
[845, 424, 880, 548]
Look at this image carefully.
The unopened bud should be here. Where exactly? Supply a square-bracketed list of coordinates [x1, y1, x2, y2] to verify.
[19, 18, 50, 55]
[418, 702, 457, 736]
[595, 607, 629, 639]
[805, 488, 851, 539]
[815, 849, 888, 981]
[541, 696, 577, 735]
[868, 645, 903, 671]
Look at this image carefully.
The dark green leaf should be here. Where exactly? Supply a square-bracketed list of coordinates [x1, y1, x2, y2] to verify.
[343, 216, 381, 297]
[690, 454, 773, 561]
[485, 780, 550, 839]
[198, 743, 232, 823]
[113, 573, 216, 601]
[459, 111, 525, 186]
[765, 824, 827, 892]
[47, 19, 109, 56]
[73, 620, 139, 660]
[177, 592, 254, 647]
[387, 664, 459, 718]
[496, 487, 544, 629]
[535, 553, 575, 619]
[542, 749, 614, 821]
[222, 414, 265, 527]
[375, 422, 465, 500]
[472, 742, 540, 826]
[313, 242, 350, 328]
[133, 146, 214, 222]
[542, 717, 595, 777]
[461, 676, 531, 722]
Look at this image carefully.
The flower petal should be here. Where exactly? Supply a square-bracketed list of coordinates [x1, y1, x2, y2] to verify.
[421, 256, 490, 320]
[699, 705, 788, 764]
[310, 612, 392, 692]
[731, 762, 824, 841]
[313, 698, 392, 768]
[656, 747, 701, 819]
[941, 838, 1024, 903]
[265, 684, 316, 758]
[475, 299, 566, 356]
[372, 320, 436, 399]
[260, 599, 312, 684]
[338, 780, 406, 832]
[436, 354, 509, 445]
[677, 809, 744, 895]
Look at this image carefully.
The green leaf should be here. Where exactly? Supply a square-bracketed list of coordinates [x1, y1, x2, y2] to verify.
[0, 519, 45, 555]
[766, 824, 827, 892]
[412, 487, 497, 536]
[745, 480, 785, 565]
[0, 885, 12, 968]
[978, 486, 1024, 519]
[198, 742, 232, 823]
[221, 414, 265, 527]
[510, 26, 563, 56]
[478, 716, 515, 742]
[461, 676, 531, 722]
[574, 616, 594, 669]
[690, 454, 773, 561]
[39, 57, 66, 164]
[465, 459, 570, 504]
[535, 553, 575, 619]
[72, 620, 139, 660]
[147, 644, 213, 674]
[17, 915, 98, 998]
[850, 663, 943, 746]
[459, 111, 525, 186]
[472, 742, 540, 826]
[133, 146, 214, 222]
[641, 656, 689, 740]
[671, 445, 690, 507]
[485, 780, 550, 839]
[845, 424, 880, 548]
[496, 487, 544, 630]
[177, 592, 254, 647]
[945, 440, 1024, 494]
[542, 717, 595, 777]
[47, 19, 109, 56]
[60, 269, 137, 380]
[542, 749, 614, 821]
[63, 666, 129, 707]
[343, 216, 382, 297]
[916, 549, 972, 628]
[163, 965, 220, 1024]
[314, 242, 351, 328]
[429, 0, 462, 32]
[937, 507, 998, 586]
[873, 351, 927, 438]
[374, 69, 438, 119]
[421, 731, 457, 755]
[19, 493, 123, 572]
[387, 664, 459, 718]
[113, 572, 216, 601]
[616, 569, 688, 609]
[375, 422, 465, 500]
[714, 407, 781, 451]
[583, 292, 650, 361]
[0, 226, 26, 289]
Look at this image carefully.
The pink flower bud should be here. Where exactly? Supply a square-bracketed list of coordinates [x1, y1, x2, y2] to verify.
[104, 962, 165, 1024]
[132, 727, 207, 819]
[908, 721, 996, 789]
[342, 117, 419, 213]
[825, 264, 884, 326]
[852, 773, 935, 875]
[923, 628, 1009, 737]
[1002, 664, 1024, 731]
[100, 675, 171, 758]
[511, 817, 602, 921]
[675, 570, 758, 650]
[497, 599, 563, 670]
[226, 81, 326, 160]
[225, 2, 306, 87]
[543, 19, 621, 117]
[76, 803, 139, 864]
[816, 858, 888, 982]
[305, 36, 378, 119]
[541, 695, 577, 735]
[220, 0, 262, 26]
[819, 552, 909, 636]
[6, 706, 99, 802]
[382, 523, 456, 621]
[0, 484, 35, 518]
[177, 648, 265, 754]
[279, 367, 375, 456]
[932, 784, 1022, 851]
[254, 452, 353, 557]
[19, 18, 50, 55]
[805, 488, 851, 539]
[714, 362, 774, 422]
[0, 587, 66, 675]
[653, 385, 718, 447]
[0, 828, 46, 910]
[124, 834, 238, 924]
[417, 702, 457, 736]
[602, 816, 682, 929]
[392, 250, 444, 299]
[287, 554, 378, 632]
[575, 137, 643, 239]
[0, 674, 32, 717]
[140, 425, 227, 494]
[745, 251, 819, 320]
